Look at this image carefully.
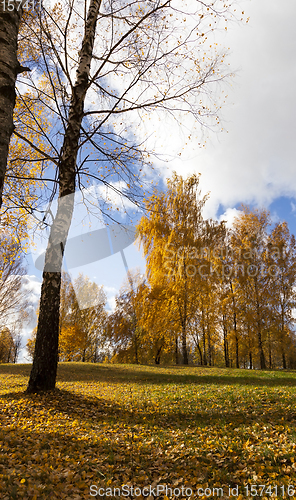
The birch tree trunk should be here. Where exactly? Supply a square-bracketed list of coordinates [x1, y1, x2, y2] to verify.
[26, 0, 102, 393]
[0, 3, 23, 208]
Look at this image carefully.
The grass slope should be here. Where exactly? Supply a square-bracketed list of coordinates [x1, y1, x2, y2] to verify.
[0, 363, 296, 499]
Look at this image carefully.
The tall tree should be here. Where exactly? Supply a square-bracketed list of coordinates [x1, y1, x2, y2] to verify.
[26, 0, 103, 392]
[231, 207, 273, 369]
[267, 222, 296, 369]
[107, 269, 145, 364]
[137, 173, 217, 364]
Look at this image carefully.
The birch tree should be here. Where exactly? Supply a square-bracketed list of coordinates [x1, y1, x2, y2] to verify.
[137, 173, 213, 364]
[230, 207, 273, 369]
[267, 222, 296, 369]
[26, 0, 103, 391]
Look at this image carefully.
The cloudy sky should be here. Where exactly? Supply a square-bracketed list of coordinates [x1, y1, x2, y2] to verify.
[160, 0, 296, 220]
[20, 0, 296, 360]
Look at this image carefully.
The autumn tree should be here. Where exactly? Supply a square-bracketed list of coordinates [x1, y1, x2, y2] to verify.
[137, 282, 178, 365]
[63, 273, 107, 362]
[108, 269, 145, 364]
[267, 222, 296, 369]
[0, 327, 15, 363]
[211, 210, 296, 370]
[228, 208, 270, 368]
[1, 83, 53, 244]
[137, 173, 224, 364]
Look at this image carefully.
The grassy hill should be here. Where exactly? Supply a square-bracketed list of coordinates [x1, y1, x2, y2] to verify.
[1, 363, 296, 499]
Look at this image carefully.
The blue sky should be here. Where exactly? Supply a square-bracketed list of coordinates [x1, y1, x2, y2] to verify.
[18, 0, 296, 360]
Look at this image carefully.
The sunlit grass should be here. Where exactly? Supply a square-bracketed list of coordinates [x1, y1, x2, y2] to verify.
[1, 363, 296, 499]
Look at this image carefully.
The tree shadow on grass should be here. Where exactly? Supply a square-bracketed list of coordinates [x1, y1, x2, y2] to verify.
[0, 400, 248, 500]
[53, 363, 296, 388]
[1, 383, 295, 432]
[1, 363, 296, 392]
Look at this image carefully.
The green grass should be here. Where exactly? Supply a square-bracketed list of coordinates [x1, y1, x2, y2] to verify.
[1, 363, 296, 499]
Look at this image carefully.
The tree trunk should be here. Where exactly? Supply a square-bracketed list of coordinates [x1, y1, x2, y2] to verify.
[249, 351, 252, 370]
[134, 331, 139, 364]
[175, 336, 179, 365]
[223, 316, 229, 368]
[181, 324, 188, 364]
[194, 334, 203, 365]
[257, 328, 266, 369]
[282, 352, 286, 370]
[0, 3, 23, 208]
[280, 309, 287, 369]
[155, 344, 162, 365]
[230, 283, 239, 368]
[207, 324, 212, 366]
[234, 313, 239, 368]
[26, 0, 102, 393]
[201, 307, 207, 366]
[255, 286, 266, 370]
[268, 331, 272, 369]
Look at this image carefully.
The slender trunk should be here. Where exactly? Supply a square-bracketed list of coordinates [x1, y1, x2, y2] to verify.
[268, 331, 272, 369]
[230, 283, 239, 368]
[0, 3, 23, 208]
[255, 284, 266, 369]
[180, 265, 188, 365]
[26, 0, 102, 393]
[207, 324, 211, 366]
[234, 314, 239, 368]
[249, 351, 252, 370]
[134, 331, 139, 364]
[282, 352, 286, 370]
[175, 336, 179, 365]
[181, 324, 188, 365]
[155, 343, 163, 365]
[93, 337, 99, 363]
[281, 306, 287, 369]
[194, 334, 203, 365]
[223, 316, 229, 368]
[201, 307, 207, 366]
[257, 328, 265, 369]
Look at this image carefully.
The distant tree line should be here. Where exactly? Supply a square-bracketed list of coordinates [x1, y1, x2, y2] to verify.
[13, 173, 296, 370]
[108, 174, 296, 370]
[27, 272, 108, 363]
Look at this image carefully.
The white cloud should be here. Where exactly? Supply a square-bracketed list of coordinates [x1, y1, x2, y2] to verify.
[149, 0, 296, 218]
[22, 275, 42, 298]
[104, 286, 118, 313]
[218, 207, 242, 228]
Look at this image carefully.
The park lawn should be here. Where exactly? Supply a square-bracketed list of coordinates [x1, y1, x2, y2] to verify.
[0, 364, 296, 499]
